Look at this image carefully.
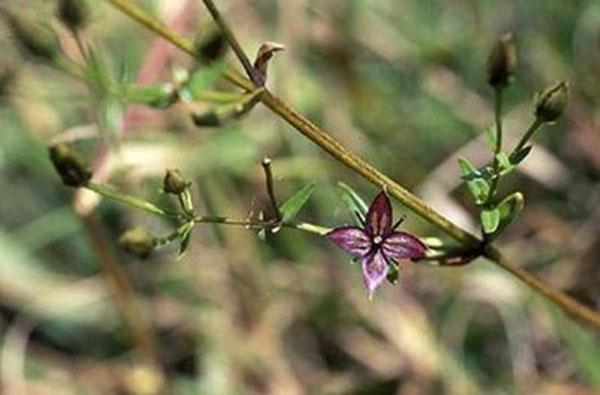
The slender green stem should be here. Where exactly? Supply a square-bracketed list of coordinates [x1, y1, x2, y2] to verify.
[103, 0, 600, 330]
[193, 215, 330, 235]
[87, 182, 179, 218]
[485, 87, 504, 205]
[510, 118, 544, 160]
[199, 0, 257, 84]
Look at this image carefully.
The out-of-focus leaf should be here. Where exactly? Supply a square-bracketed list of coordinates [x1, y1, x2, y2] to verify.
[484, 125, 497, 150]
[458, 157, 490, 205]
[124, 83, 175, 108]
[279, 183, 316, 223]
[386, 262, 399, 284]
[496, 152, 512, 172]
[181, 61, 227, 100]
[480, 207, 500, 234]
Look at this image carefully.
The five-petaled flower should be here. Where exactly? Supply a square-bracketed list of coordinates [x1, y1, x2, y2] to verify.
[327, 191, 427, 298]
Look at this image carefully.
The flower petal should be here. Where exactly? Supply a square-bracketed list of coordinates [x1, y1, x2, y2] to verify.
[361, 249, 389, 298]
[326, 226, 372, 257]
[366, 191, 393, 236]
[381, 231, 427, 260]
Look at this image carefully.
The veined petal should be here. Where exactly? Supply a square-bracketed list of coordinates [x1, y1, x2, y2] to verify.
[381, 231, 427, 260]
[327, 226, 372, 257]
[361, 249, 389, 298]
[366, 191, 393, 236]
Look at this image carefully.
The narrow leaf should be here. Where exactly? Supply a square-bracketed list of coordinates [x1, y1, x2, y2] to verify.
[489, 192, 524, 239]
[481, 207, 501, 234]
[177, 221, 195, 260]
[279, 183, 316, 223]
[458, 157, 490, 205]
[337, 182, 368, 224]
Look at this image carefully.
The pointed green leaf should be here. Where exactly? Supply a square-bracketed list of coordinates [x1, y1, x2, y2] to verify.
[337, 182, 368, 224]
[279, 183, 316, 223]
[177, 221, 195, 260]
[481, 207, 501, 234]
[489, 192, 524, 239]
[496, 152, 512, 171]
[458, 157, 490, 205]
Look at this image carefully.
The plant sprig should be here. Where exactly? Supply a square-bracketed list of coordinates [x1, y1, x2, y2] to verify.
[39, 0, 600, 329]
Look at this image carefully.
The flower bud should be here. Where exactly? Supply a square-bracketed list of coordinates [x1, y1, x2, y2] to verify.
[163, 169, 191, 195]
[486, 33, 516, 89]
[48, 143, 92, 187]
[57, 0, 89, 31]
[534, 81, 568, 123]
[119, 227, 156, 259]
[3, 9, 59, 61]
[195, 30, 227, 63]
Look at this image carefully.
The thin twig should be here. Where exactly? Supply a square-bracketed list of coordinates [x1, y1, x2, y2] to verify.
[81, 214, 164, 387]
[193, 215, 330, 236]
[261, 157, 281, 221]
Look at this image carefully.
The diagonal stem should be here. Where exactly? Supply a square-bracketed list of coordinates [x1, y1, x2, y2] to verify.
[104, 0, 600, 330]
[200, 0, 257, 84]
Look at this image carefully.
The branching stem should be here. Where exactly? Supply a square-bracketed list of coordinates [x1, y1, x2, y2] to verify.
[103, 0, 600, 330]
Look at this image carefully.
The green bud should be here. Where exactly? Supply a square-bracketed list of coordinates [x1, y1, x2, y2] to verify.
[163, 169, 191, 195]
[3, 9, 59, 61]
[48, 143, 92, 187]
[57, 0, 89, 31]
[119, 227, 156, 259]
[486, 33, 516, 89]
[534, 81, 568, 123]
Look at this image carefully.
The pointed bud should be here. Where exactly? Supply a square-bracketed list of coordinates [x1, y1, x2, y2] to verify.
[251, 42, 285, 86]
[3, 9, 59, 61]
[48, 143, 92, 187]
[57, 0, 89, 31]
[119, 227, 156, 259]
[486, 33, 516, 89]
[534, 81, 568, 123]
[163, 169, 191, 195]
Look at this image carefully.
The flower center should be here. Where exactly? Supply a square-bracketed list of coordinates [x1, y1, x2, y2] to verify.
[373, 235, 383, 245]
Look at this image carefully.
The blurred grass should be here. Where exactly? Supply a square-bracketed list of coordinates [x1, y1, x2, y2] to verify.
[1, 0, 600, 394]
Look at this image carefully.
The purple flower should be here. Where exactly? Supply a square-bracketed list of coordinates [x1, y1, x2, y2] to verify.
[327, 191, 427, 298]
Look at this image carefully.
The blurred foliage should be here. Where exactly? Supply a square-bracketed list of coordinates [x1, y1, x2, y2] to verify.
[0, 0, 600, 394]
